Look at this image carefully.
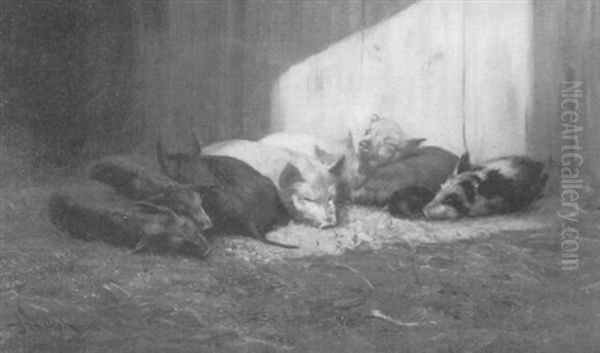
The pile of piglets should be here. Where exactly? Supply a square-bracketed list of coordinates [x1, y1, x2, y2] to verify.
[256, 113, 548, 220]
[49, 113, 549, 256]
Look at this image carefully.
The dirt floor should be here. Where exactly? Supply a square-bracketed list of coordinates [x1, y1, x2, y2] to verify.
[1, 170, 600, 353]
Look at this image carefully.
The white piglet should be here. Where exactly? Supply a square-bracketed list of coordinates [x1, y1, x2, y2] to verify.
[260, 131, 364, 199]
[203, 139, 343, 229]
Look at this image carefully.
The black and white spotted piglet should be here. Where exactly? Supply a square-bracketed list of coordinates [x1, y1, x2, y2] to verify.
[423, 153, 548, 220]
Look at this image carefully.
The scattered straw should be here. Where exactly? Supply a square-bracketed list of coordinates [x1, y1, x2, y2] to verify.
[182, 307, 206, 326]
[580, 280, 600, 293]
[333, 261, 375, 290]
[369, 309, 436, 328]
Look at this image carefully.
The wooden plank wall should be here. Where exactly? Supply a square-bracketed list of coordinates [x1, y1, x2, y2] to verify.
[530, 0, 600, 182]
[135, 0, 597, 179]
[1, 0, 597, 182]
[268, 1, 532, 160]
[139, 0, 417, 154]
[0, 0, 144, 168]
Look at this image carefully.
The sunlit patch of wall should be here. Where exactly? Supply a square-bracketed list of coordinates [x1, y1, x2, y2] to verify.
[270, 0, 531, 162]
[2, 0, 597, 183]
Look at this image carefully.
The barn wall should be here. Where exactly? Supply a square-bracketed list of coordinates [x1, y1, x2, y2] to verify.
[530, 0, 600, 182]
[154, 0, 531, 161]
[147, 0, 599, 181]
[269, 0, 531, 161]
[146, 0, 246, 154]
[0, 0, 161, 175]
[1, 0, 598, 182]
[148, 0, 418, 153]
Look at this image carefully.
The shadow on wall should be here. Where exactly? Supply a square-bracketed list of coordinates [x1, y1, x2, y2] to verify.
[154, 0, 419, 153]
[0, 0, 419, 169]
[4, 0, 596, 182]
[0, 0, 162, 171]
[270, 0, 532, 161]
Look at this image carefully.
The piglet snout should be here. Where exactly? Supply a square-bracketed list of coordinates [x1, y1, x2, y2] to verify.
[196, 215, 213, 230]
[318, 216, 337, 229]
[319, 223, 334, 230]
[423, 204, 459, 220]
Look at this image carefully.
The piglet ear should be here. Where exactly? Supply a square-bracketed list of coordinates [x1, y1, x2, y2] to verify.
[345, 130, 354, 148]
[403, 138, 426, 153]
[327, 155, 345, 177]
[157, 140, 177, 178]
[190, 132, 202, 156]
[314, 146, 338, 166]
[279, 163, 304, 189]
[454, 152, 471, 175]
